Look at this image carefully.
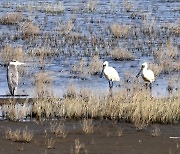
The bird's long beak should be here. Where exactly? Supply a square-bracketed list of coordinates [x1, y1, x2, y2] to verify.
[136, 68, 142, 78]
[16, 61, 25, 65]
[100, 67, 104, 78]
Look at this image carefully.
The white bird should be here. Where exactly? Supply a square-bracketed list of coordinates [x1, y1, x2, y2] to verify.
[100, 61, 120, 88]
[7, 60, 25, 96]
[136, 62, 155, 89]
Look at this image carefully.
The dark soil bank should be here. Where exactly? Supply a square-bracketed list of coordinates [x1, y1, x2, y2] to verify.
[0, 120, 179, 154]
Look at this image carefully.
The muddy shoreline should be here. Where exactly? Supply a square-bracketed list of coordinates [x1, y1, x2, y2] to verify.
[0, 119, 179, 154]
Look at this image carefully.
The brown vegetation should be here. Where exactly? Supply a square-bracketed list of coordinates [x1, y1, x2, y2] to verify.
[81, 119, 94, 134]
[20, 21, 40, 38]
[110, 23, 131, 38]
[5, 126, 33, 143]
[88, 55, 102, 75]
[111, 48, 135, 61]
[0, 44, 25, 64]
[0, 12, 23, 25]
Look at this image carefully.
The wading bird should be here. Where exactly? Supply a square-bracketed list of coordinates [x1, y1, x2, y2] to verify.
[7, 60, 25, 96]
[100, 61, 120, 89]
[136, 62, 155, 89]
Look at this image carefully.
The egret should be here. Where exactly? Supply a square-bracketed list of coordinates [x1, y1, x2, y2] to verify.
[7, 60, 25, 96]
[100, 61, 120, 89]
[136, 62, 155, 89]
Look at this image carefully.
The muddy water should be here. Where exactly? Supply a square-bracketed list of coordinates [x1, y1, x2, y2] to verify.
[0, 0, 179, 98]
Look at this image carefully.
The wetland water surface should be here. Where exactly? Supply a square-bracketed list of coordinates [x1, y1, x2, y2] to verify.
[0, 0, 179, 98]
[0, 1, 179, 153]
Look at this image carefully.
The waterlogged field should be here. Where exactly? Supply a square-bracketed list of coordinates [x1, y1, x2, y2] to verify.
[0, 0, 179, 153]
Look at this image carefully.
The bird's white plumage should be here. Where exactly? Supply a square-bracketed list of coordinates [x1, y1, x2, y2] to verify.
[103, 64, 120, 82]
[141, 62, 155, 83]
[100, 61, 120, 83]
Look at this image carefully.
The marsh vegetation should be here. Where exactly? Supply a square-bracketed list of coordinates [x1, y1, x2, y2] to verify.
[0, 2, 179, 153]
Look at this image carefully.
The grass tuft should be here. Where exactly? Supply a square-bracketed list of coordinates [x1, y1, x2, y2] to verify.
[5, 126, 33, 143]
[110, 23, 131, 38]
[0, 12, 23, 25]
[111, 48, 135, 61]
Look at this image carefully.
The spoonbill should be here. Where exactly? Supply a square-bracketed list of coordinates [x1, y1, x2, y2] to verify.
[100, 61, 120, 88]
[136, 62, 155, 89]
[7, 60, 25, 96]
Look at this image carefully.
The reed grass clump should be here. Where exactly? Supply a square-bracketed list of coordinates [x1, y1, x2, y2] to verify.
[5, 126, 33, 143]
[88, 56, 102, 75]
[45, 138, 56, 149]
[20, 21, 40, 38]
[39, 2, 64, 14]
[81, 119, 94, 134]
[63, 84, 77, 99]
[71, 58, 89, 79]
[74, 139, 87, 154]
[50, 122, 67, 138]
[0, 12, 23, 25]
[122, 0, 133, 12]
[153, 41, 180, 74]
[0, 45, 25, 64]
[110, 23, 131, 38]
[86, 0, 98, 12]
[30, 87, 180, 125]
[111, 48, 135, 61]
[34, 71, 53, 98]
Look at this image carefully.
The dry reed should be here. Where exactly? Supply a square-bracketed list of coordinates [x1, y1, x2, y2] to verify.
[5, 126, 33, 143]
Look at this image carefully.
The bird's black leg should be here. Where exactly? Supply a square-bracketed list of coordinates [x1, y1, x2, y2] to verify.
[149, 83, 152, 91]
[109, 87, 113, 97]
[109, 81, 111, 89]
[111, 81, 113, 88]
[109, 80, 113, 89]
[145, 83, 148, 89]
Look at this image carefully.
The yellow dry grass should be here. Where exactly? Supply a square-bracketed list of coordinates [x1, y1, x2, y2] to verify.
[31, 87, 180, 125]
[0, 44, 25, 64]
[0, 12, 23, 24]
[110, 23, 131, 38]
[5, 126, 33, 143]
[111, 48, 135, 61]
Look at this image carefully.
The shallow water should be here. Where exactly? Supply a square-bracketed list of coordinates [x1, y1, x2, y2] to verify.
[0, 0, 179, 98]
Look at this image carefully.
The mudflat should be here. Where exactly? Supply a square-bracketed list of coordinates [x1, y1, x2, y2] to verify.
[0, 119, 179, 154]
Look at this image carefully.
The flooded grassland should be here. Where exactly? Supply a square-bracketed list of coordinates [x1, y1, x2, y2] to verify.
[0, 0, 179, 153]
